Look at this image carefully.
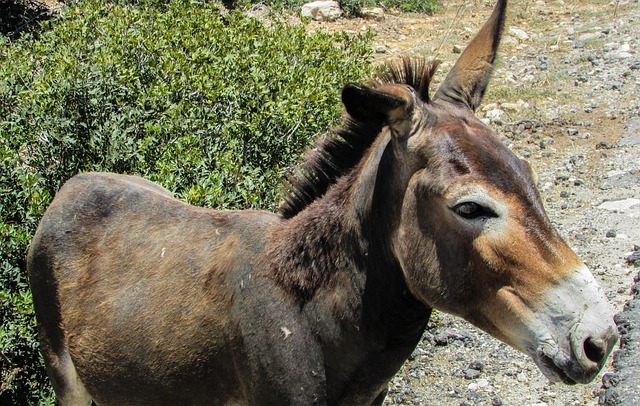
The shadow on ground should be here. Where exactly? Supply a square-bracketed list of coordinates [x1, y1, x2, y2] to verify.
[0, 0, 54, 40]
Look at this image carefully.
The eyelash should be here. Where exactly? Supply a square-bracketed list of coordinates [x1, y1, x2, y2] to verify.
[453, 202, 498, 220]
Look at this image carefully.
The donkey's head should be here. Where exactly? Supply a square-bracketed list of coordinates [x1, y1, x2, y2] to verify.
[342, 0, 617, 384]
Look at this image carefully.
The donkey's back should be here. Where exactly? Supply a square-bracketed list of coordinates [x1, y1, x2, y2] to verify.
[28, 172, 288, 405]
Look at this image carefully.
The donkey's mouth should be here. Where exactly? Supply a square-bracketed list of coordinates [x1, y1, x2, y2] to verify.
[536, 354, 578, 385]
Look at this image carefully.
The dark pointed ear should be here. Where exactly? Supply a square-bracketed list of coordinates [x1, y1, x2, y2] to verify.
[434, 0, 507, 111]
[342, 83, 413, 137]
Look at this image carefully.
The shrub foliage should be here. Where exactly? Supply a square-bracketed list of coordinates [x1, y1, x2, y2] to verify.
[0, 0, 372, 402]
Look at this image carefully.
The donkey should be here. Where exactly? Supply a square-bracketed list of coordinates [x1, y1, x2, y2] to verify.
[28, 1, 618, 404]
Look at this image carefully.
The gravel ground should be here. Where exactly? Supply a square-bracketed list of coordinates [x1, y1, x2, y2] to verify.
[310, 1, 640, 405]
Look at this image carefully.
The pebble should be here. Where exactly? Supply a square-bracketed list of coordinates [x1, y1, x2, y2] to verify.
[464, 369, 481, 379]
[509, 27, 530, 41]
[373, 45, 387, 53]
[485, 109, 504, 121]
[626, 251, 640, 266]
[578, 32, 599, 41]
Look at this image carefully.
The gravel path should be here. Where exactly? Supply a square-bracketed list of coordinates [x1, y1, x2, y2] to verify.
[310, 1, 640, 404]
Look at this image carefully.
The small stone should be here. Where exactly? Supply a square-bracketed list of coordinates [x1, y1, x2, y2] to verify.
[606, 229, 617, 238]
[434, 332, 449, 346]
[464, 369, 481, 380]
[619, 43, 631, 53]
[453, 44, 463, 54]
[485, 109, 504, 120]
[602, 372, 620, 389]
[373, 45, 387, 53]
[567, 128, 579, 135]
[469, 361, 485, 371]
[596, 141, 615, 149]
[509, 27, 530, 41]
[626, 251, 640, 266]
[560, 190, 570, 198]
[500, 102, 519, 112]
[578, 32, 599, 41]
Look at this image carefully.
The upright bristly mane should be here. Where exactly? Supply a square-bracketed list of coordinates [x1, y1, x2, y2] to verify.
[279, 58, 440, 219]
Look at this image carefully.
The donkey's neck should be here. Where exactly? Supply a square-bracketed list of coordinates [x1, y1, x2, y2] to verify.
[268, 133, 430, 333]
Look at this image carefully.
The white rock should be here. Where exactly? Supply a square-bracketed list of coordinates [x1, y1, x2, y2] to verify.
[509, 27, 530, 41]
[606, 50, 633, 59]
[361, 6, 384, 20]
[619, 43, 631, 52]
[598, 198, 640, 212]
[500, 102, 520, 112]
[373, 45, 387, 53]
[578, 32, 599, 41]
[605, 170, 627, 178]
[482, 103, 499, 111]
[301, 1, 342, 21]
[485, 109, 505, 120]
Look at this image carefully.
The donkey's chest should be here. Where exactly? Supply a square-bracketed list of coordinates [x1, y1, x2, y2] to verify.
[302, 298, 428, 405]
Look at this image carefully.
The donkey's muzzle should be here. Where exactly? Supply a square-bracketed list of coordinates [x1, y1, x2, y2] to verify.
[568, 324, 619, 384]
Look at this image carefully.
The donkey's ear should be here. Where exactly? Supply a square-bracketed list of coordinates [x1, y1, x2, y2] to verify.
[342, 83, 413, 136]
[434, 0, 507, 111]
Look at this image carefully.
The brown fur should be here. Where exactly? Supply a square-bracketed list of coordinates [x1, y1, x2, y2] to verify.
[28, 1, 617, 404]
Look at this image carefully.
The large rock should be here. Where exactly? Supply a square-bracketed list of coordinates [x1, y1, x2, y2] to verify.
[301, 1, 342, 21]
[361, 7, 384, 20]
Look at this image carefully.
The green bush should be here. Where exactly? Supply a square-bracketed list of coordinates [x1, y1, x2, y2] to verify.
[227, 0, 438, 18]
[379, 0, 438, 13]
[338, 0, 438, 16]
[0, 0, 372, 402]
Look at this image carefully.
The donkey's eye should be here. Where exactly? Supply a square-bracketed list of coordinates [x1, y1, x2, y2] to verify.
[454, 202, 497, 220]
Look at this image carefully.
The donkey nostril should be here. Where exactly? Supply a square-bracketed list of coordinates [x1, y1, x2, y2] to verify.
[584, 337, 606, 364]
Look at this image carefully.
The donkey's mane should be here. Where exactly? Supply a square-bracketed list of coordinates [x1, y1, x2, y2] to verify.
[280, 58, 440, 219]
